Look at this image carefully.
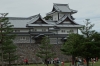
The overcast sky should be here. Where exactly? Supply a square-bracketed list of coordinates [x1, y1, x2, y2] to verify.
[0, 0, 100, 32]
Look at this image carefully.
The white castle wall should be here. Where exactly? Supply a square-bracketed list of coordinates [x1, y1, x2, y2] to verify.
[52, 12, 71, 21]
[32, 27, 49, 31]
[59, 13, 70, 19]
[13, 36, 63, 44]
[13, 36, 35, 43]
[58, 28, 78, 34]
[53, 12, 58, 21]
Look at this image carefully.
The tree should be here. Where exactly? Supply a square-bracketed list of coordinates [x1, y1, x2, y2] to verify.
[61, 33, 84, 66]
[79, 19, 100, 66]
[36, 36, 55, 66]
[44, 16, 52, 20]
[61, 19, 100, 66]
[0, 13, 18, 66]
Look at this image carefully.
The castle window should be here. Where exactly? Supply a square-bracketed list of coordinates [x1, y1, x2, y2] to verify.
[70, 30, 74, 33]
[67, 31, 70, 33]
[15, 30, 20, 32]
[20, 37, 26, 40]
[34, 29, 37, 31]
[32, 29, 37, 31]
[67, 30, 74, 33]
[61, 30, 65, 32]
[42, 29, 46, 31]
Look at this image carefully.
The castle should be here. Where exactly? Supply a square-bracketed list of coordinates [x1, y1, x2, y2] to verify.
[8, 3, 82, 63]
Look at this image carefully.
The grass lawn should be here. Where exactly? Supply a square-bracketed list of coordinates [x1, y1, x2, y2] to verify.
[89, 60, 100, 66]
[18, 63, 71, 66]
[18, 59, 100, 66]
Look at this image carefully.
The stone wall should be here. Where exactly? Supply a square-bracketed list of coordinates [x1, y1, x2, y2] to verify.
[14, 43, 71, 64]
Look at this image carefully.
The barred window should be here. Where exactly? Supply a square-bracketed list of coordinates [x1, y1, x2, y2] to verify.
[32, 29, 37, 31]
[20, 37, 26, 40]
[61, 30, 65, 32]
[67, 30, 74, 33]
[15, 30, 20, 32]
[42, 29, 46, 31]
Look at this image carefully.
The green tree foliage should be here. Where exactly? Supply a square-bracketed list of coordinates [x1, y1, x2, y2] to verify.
[61, 33, 84, 65]
[0, 13, 18, 66]
[80, 19, 95, 39]
[79, 19, 100, 66]
[44, 16, 52, 20]
[36, 36, 55, 66]
[61, 19, 100, 66]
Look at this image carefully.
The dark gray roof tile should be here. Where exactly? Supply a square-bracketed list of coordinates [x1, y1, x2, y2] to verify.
[53, 3, 77, 13]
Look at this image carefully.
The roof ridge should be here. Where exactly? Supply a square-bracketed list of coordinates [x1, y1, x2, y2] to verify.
[54, 4, 60, 11]
[57, 14, 79, 25]
[27, 14, 49, 24]
[53, 3, 68, 5]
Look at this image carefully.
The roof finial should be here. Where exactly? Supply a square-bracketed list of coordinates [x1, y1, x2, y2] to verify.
[37, 13, 41, 17]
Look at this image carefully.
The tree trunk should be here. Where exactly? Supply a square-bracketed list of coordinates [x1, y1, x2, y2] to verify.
[8, 53, 11, 66]
[45, 59, 49, 66]
[72, 56, 75, 66]
[46, 63, 49, 66]
[1, 51, 4, 66]
[8, 60, 11, 66]
[1, 27, 4, 66]
[86, 57, 90, 66]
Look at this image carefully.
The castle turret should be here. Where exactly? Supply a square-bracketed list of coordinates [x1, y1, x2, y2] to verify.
[47, 3, 77, 21]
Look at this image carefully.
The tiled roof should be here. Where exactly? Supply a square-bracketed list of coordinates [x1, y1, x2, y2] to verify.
[46, 11, 56, 15]
[56, 25, 83, 28]
[57, 14, 78, 25]
[7, 3, 82, 28]
[26, 24, 54, 27]
[53, 3, 77, 13]
[27, 14, 48, 24]
[9, 19, 30, 28]
[8, 14, 82, 28]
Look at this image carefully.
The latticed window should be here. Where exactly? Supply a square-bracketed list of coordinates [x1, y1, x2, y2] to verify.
[15, 30, 20, 32]
[20, 37, 26, 40]
[61, 30, 65, 32]
[67, 30, 74, 33]
[32, 29, 37, 31]
[70, 30, 74, 33]
[42, 29, 46, 31]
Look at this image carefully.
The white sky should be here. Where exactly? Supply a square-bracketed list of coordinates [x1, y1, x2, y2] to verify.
[0, 0, 100, 32]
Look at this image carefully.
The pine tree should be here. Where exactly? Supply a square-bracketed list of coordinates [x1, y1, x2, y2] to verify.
[79, 19, 100, 66]
[61, 19, 100, 66]
[36, 36, 55, 66]
[0, 13, 18, 66]
[61, 33, 84, 66]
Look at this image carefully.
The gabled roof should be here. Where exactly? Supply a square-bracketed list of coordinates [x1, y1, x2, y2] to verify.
[26, 14, 55, 27]
[52, 3, 77, 13]
[57, 14, 78, 25]
[28, 14, 48, 24]
[9, 18, 30, 28]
